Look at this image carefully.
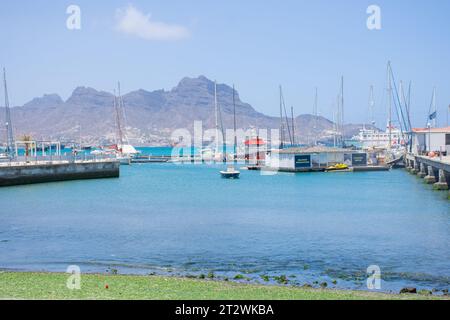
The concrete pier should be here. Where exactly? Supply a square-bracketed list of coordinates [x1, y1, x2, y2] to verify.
[0, 159, 120, 187]
[406, 153, 450, 198]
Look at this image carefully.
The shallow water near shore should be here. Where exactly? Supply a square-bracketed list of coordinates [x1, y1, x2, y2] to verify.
[0, 155, 449, 293]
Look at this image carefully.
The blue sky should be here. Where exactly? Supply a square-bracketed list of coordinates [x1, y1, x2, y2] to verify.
[1, 0, 450, 127]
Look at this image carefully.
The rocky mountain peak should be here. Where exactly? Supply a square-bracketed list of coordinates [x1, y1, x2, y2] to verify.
[66, 86, 113, 107]
[23, 94, 64, 108]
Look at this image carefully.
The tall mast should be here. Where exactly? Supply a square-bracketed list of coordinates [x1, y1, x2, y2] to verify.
[291, 106, 295, 146]
[3, 68, 14, 156]
[340, 76, 344, 147]
[233, 84, 237, 162]
[387, 62, 392, 150]
[432, 87, 437, 128]
[332, 111, 336, 147]
[117, 82, 129, 145]
[336, 94, 341, 147]
[399, 81, 404, 112]
[214, 81, 220, 155]
[279, 85, 284, 149]
[369, 85, 375, 126]
[314, 87, 318, 146]
[282, 92, 293, 146]
[114, 89, 124, 148]
[405, 81, 412, 131]
[79, 123, 82, 149]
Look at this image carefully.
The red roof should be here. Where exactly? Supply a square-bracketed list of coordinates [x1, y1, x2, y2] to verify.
[412, 126, 450, 133]
[244, 138, 266, 146]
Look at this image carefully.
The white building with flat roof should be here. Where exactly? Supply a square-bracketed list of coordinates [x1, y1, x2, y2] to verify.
[265, 146, 369, 171]
[411, 127, 450, 155]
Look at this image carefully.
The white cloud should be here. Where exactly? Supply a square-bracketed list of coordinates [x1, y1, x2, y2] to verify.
[116, 5, 190, 41]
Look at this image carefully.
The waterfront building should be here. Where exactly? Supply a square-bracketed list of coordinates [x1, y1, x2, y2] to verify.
[411, 127, 450, 155]
[265, 146, 368, 171]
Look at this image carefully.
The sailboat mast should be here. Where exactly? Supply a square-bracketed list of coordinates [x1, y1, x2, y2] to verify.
[117, 82, 129, 145]
[340, 76, 344, 147]
[405, 81, 412, 131]
[79, 123, 82, 149]
[314, 87, 318, 146]
[3, 68, 14, 156]
[113, 90, 124, 148]
[233, 84, 237, 162]
[279, 85, 284, 149]
[214, 81, 220, 155]
[291, 106, 295, 146]
[369, 85, 375, 126]
[332, 111, 337, 147]
[387, 62, 392, 150]
[336, 95, 341, 147]
[432, 87, 437, 128]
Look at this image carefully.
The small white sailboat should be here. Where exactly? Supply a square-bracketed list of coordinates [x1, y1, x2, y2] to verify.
[219, 84, 240, 179]
[113, 82, 138, 165]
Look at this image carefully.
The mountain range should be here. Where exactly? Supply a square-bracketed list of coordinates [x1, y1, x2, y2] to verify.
[0, 76, 373, 146]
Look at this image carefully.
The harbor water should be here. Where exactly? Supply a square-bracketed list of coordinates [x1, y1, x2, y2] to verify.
[0, 148, 449, 293]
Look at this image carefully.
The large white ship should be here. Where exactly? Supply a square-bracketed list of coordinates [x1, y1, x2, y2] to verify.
[351, 124, 405, 150]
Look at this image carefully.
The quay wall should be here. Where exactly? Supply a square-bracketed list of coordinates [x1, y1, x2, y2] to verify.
[0, 160, 120, 187]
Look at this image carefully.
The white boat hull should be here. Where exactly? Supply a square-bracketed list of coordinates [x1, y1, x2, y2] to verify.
[220, 171, 240, 179]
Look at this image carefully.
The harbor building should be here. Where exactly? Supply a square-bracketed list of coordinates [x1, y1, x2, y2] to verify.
[411, 127, 450, 155]
[265, 146, 370, 172]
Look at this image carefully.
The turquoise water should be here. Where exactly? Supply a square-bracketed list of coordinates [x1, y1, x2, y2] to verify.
[0, 155, 449, 293]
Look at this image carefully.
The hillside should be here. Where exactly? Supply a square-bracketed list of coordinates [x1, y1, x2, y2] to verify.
[0, 76, 372, 146]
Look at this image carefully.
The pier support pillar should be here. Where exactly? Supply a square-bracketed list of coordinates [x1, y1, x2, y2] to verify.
[411, 161, 419, 174]
[424, 166, 437, 184]
[406, 160, 412, 172]
[433, 169, 449, 190]
[417, 163, 427, 178]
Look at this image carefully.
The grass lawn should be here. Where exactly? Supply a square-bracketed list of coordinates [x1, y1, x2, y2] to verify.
[0, 272, 446, 300]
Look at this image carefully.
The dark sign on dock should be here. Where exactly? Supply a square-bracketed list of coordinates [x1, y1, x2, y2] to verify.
[295, 155, 311, 168]
[352, 153, 368, 167]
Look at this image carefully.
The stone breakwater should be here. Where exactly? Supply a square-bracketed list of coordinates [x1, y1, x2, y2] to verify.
[0, 160, 120, 187]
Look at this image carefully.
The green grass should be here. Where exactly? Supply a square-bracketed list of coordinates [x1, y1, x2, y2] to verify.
[0, 272, 446, 300]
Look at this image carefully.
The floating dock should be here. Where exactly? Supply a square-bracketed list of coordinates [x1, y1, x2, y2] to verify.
[247, 165, 390, 173]
[263, 146, 391, 173]
[131, 155, 170, 164]
[0, 159, 119, 187]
